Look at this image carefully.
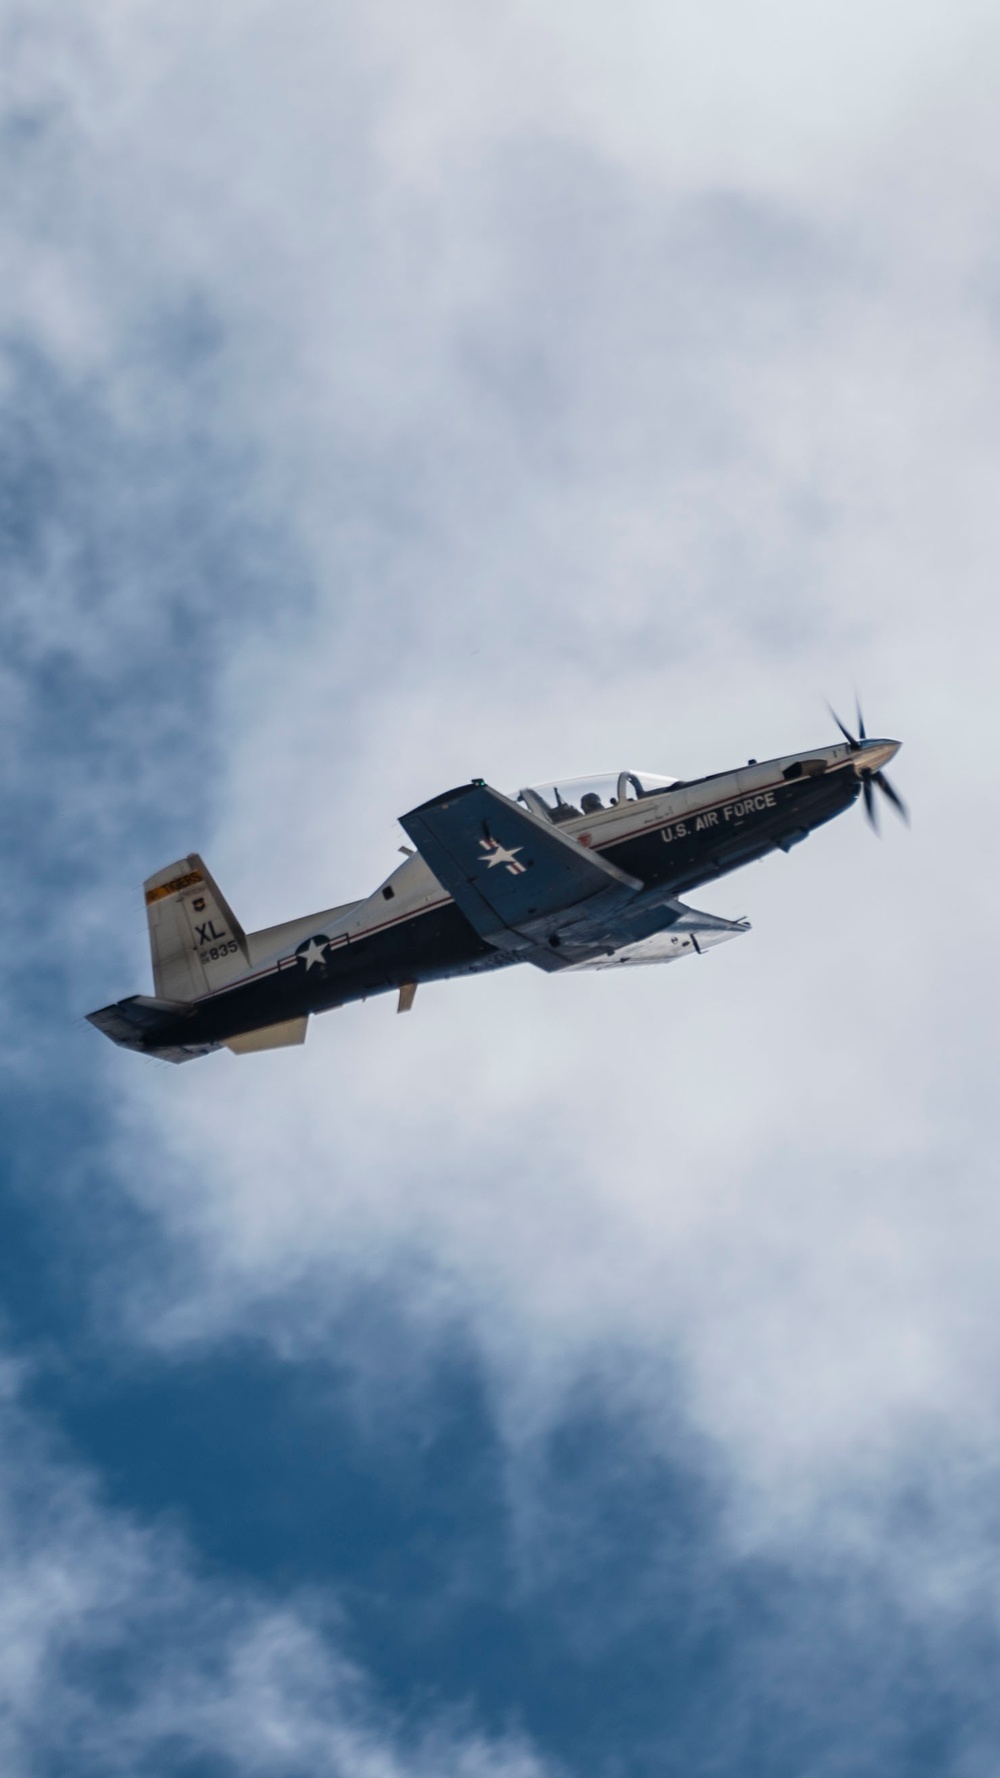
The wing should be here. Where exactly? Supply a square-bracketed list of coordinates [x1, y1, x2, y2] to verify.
[399, 781, 641, 961]
[565, 900, 751, 969]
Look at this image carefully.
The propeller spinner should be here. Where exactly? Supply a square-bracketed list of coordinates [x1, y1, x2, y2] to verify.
[827, 700, 908, 833]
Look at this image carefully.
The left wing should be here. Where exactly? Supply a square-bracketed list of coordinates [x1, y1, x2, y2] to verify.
[399, 781, 641, 958]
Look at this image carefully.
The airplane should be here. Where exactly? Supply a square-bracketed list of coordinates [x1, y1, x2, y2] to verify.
[87, 708, 905, 1064]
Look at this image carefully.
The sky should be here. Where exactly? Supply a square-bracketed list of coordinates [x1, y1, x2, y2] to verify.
[2, 1, 1000, 1772]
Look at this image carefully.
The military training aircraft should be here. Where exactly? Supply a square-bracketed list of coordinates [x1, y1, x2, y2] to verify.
[88, 709, 905, 1063]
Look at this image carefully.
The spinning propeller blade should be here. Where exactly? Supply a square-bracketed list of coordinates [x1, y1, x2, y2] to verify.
[828, 698, 908, 833]
[873, 769, 909, 825]
[827, 703, 860, 750]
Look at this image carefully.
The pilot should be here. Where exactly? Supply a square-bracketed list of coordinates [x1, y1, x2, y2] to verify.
[580, 792, 604, 814]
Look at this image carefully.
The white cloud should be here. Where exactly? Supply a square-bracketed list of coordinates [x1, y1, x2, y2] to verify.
[5, 0, 1000, 1661]
[362, 0, 1000, 201]
[0, 1365, 551, 1778]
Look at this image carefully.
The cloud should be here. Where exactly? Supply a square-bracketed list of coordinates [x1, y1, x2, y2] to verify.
[362, 0, 1000, 199]
[4, 0, 1000, 1769]
[8, 0, 993, 1516]
[0, 1360, 552, 1778]
[106, 0, 1000, 1542]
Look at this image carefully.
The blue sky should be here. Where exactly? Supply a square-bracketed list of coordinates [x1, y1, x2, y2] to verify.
[2, 3, 1000, 1773]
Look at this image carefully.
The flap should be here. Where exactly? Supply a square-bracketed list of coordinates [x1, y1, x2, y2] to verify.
[399, 781, 640, 952]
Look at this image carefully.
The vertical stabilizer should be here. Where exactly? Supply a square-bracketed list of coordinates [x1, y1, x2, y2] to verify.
[144, 854, 249, 1002]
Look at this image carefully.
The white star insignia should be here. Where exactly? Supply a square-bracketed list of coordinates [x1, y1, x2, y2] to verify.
[479, 838, 527, 875]
[299, 937, 328, 969]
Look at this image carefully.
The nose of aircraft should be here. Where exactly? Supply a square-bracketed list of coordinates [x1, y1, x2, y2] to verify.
[857, 738, 901, 773]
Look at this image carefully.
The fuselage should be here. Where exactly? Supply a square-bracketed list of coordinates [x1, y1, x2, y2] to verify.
[130, 735, 895, 1059]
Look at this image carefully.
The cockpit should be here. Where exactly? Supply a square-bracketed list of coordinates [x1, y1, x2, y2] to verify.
[516, 771, 678, 825]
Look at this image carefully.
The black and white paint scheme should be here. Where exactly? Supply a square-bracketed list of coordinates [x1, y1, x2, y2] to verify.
[89, 714, 905, 1062]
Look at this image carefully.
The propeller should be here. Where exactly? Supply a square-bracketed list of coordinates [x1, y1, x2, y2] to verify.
[826, 698, 909, 833]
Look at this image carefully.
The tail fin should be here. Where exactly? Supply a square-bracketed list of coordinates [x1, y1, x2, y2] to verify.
[144, 854, 249, 1001]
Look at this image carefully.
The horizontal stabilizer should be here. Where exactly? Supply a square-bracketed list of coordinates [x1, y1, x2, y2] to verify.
[399, 781, 640, 953]
[85, 995, 213, 1063]
[87, 995, 192, 1044]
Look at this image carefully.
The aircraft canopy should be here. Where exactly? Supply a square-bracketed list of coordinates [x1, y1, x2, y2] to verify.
[517, 771, 678, 824]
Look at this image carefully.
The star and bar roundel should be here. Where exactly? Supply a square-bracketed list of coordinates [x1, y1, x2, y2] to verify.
[478, 836, 528, 875]
[294, 934, 332, 969]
